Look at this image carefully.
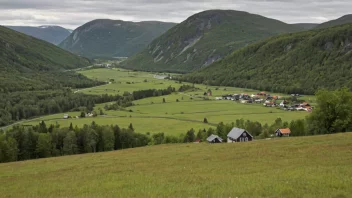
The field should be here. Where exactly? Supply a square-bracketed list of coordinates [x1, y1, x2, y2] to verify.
[18, 68, 312, 135]
[1, 133, 351, 197]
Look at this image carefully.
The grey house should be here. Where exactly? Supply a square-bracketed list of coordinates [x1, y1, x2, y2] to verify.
[207, 134, 223, 143]
[227, 127, 253, 143]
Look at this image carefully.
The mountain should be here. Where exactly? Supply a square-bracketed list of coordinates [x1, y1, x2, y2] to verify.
[181, 24, 352, 95]
[6, 25, 71, 45]
[120, 10, 304, 73]
[0, 26, 100, 92]
[315, 14, 352, 29]
[292, 23, 319, 30]
[59, 19, 176, 59]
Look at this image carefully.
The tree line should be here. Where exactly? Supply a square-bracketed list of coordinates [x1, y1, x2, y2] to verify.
[104, 86, 176, 110]
[0, 89, 123, 127]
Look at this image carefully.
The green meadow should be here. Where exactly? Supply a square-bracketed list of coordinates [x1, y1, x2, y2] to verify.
[20, 68, 312, 135]
[1, 133, 351, 197]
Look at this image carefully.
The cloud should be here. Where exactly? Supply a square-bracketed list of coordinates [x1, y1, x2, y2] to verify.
[0, 0, 351, 29]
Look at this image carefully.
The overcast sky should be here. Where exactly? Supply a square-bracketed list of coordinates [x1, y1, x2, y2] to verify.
[0, 0, 351, 29]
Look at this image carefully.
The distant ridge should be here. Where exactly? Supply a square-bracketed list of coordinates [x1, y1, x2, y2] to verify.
[120, 10, 304, 73]
[59, 19, 176, 59]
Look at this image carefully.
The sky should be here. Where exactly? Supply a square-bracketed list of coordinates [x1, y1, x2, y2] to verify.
[0, 0, 351, 29]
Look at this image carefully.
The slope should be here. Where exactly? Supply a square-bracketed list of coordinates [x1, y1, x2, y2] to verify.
[0, 133, 351, 197]
[59, 19, 176, 59]
[6, 26, 71, 45]
[0, 26, 99, 92]
[292, 23, 319, 30]
[182, 24, 352, 95]
[315, 14, 352, 29]
[120, 10, 304, 73]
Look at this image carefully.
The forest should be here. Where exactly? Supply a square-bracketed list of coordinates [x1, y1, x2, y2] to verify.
[180, 24, 352, 94]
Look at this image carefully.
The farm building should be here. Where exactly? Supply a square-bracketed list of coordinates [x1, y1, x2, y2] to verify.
[63, 114, 69, 119]
[275, 128, 291, 137]
[227, 127, 253, 143]
[207, 134, 223, 143]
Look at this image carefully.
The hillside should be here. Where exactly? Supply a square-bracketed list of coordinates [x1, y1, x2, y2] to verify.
[6, 26, 71, 45]
[120, 10, 304, 73]
[316, 14, 352, 29]
[0, 26, 99, 92]
[0, 133, 351, 197]
[181, 24, 352, 94]
[59, 19, 176, 59]
[292, 23, 318, 30]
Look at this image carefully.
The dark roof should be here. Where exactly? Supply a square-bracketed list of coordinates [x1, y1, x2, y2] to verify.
[206, 134, 223, 142]
[227, 127, 253, 139]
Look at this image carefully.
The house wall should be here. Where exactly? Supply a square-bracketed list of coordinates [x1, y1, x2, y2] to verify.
[236, 131, 253, 142]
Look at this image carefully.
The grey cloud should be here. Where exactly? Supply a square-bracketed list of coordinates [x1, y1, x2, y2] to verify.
[0, 0, 351, 29]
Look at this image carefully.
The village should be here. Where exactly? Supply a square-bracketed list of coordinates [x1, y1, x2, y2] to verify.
[213, 91, 313, 112]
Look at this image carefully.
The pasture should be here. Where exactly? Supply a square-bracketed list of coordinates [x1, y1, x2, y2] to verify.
[20, 68, 311, 135]
[0, 133, 351, 197]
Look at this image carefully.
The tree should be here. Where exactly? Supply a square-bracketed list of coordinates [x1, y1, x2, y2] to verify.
[69, 123, 74, 131]
[80, 112, 86, 118]
[128, 123, 134, 131]
[36, 133, 52, 158]
[63, 131, 78, 155]
[203, 118, 208, 123]
[307, 88, 352, 134]
[38, 121, 47, 133]
[163, 98, 166, 103]
[184, 128, 196, 143]
[176, 99, 179, 102]
[101, 127, 115, 151]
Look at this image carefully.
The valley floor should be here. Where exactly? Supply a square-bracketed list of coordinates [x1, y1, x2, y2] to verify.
[0, 133, 351, 197]
[14, 68, 311, 135]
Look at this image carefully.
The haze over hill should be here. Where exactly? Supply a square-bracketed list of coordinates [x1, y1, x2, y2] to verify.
[181, 23, 352, 95]
[6, 26, 71, 45]
[120, 10, 305, 73]
[292, 23, 319, 30]
[315, 14, 352, 29]
[0, 26, 100, 92]
[59, 19, 176, 59]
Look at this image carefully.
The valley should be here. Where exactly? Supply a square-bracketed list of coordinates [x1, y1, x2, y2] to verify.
[15, 68, 310, 136]
[1, 6, 352, 198]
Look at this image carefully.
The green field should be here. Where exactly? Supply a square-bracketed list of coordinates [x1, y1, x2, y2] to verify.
[18, 68, 312, 135]
[1, 133, 351, 197]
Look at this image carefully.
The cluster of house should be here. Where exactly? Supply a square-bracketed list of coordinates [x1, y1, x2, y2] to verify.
[205, 127, 291, 143]
[63, 113, 94, 119]
[215, 91, 312, 112]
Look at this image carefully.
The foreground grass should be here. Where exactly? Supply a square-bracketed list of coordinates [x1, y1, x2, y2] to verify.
[1, 133, 351, 197]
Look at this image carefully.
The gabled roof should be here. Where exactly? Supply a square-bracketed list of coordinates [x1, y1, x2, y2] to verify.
[206, 134, 223, 142]
[227, 127, 253, 139]
[277, 128, 291, 134]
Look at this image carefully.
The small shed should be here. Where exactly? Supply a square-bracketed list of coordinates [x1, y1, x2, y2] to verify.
[227, 127, 253, 143]
[275, 128, 291, 137]
[63, 114, 69, 119]
[207, 134, 223, 143]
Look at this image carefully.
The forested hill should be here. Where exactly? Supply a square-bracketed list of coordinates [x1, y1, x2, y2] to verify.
[120, 10, 304, 73]
[6, 26, 71, 45]
[59, 19, 176, 59]
[0, 26, 100, 92]
[181, 24, 352, 95]
[315, 14, 352, 29]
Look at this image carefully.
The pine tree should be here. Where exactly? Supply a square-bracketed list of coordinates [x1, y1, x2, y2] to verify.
[128, 123, 134, 131]
[203, 118, 208, 123]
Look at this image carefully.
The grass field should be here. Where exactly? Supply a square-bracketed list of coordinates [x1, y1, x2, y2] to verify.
[18, 68, 312, 135]
[1, 133, 351, 197]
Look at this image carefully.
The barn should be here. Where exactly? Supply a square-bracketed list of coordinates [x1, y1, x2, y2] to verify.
[207, 134, 223, 143]
[227, 127, 253, 143]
